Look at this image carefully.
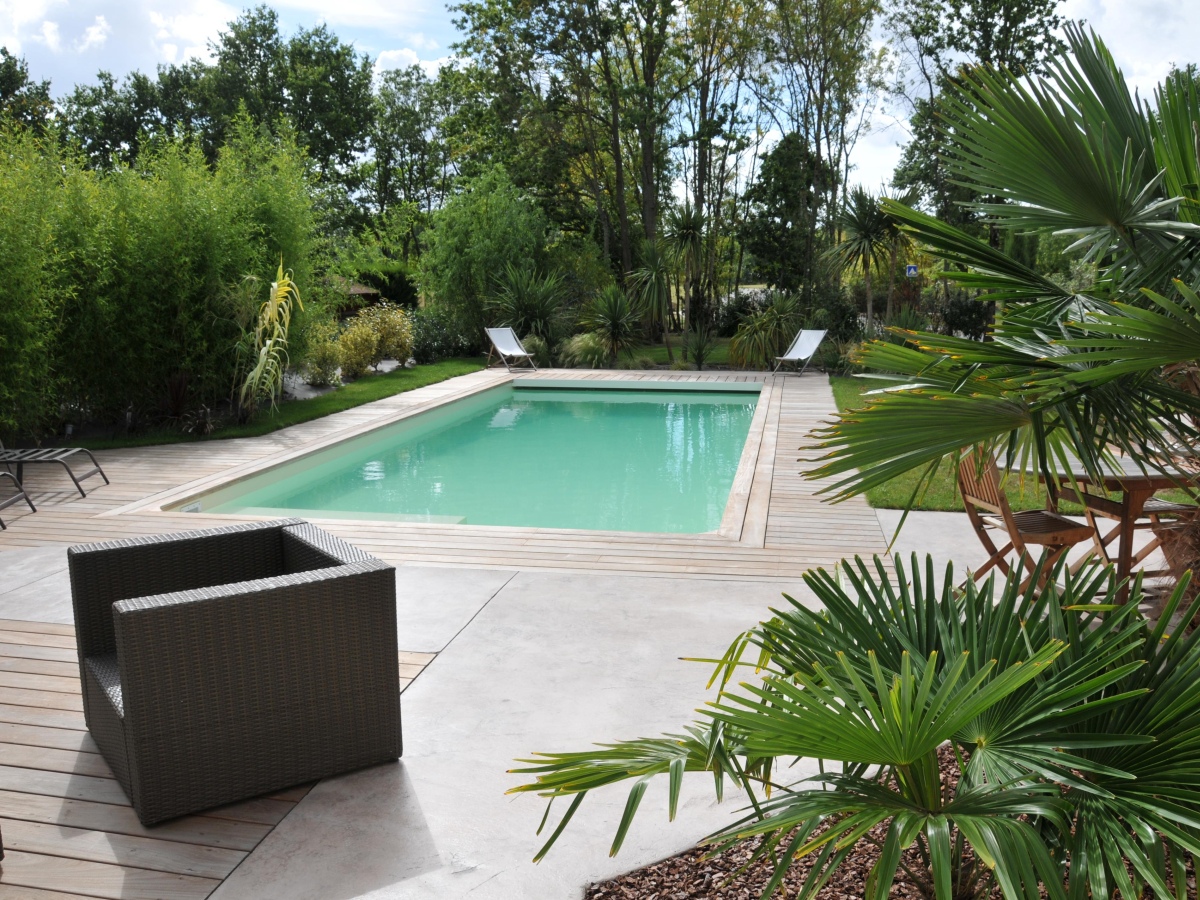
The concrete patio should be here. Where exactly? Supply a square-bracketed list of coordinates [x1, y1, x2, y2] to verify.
[0, 368, 1151, 899]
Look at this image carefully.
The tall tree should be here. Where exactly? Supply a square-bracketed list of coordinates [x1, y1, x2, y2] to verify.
[888, 0, 1067, 221]
[764, 0, 885, 299]
[739, 132, 832, 293]
[0, 48, 52, 130]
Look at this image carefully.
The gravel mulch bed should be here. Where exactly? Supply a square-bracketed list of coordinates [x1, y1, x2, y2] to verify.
[585, 747, 971, 900]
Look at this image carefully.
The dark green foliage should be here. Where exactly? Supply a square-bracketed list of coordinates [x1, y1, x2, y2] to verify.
[740, 133, 832, 293]
[418, 166, 551, 338]
[513, 556, 1200, 900]
[411, 305, 476, 363]
[488, 263, 568, 347]
[0, 48, 52, 131]
[930, 291, 992, 339]
[0, 117, 316, 438]
[58, 5, 372, 181]
[0, 127, 62, 439]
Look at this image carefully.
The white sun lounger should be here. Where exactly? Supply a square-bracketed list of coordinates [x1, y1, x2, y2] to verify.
[485, 327, 538, 372]
[773, 329, 827, 375]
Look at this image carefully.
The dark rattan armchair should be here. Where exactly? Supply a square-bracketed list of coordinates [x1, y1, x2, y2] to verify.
[68, 519, 402, 826]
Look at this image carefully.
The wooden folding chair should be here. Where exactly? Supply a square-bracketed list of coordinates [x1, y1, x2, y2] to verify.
[958, 450, 1095, 589]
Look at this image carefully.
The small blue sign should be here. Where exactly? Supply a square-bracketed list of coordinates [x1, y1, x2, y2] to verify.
[905, 264, 919, 278]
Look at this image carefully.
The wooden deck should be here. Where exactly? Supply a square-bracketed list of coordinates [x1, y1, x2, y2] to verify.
[0, 617, 432, 898]
[0, 369, 889, 580]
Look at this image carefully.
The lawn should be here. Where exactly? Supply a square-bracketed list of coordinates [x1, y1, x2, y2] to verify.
[633, 337, 732, 367]
[827, 376, 1158, 513]
[81, 358, 486, 450]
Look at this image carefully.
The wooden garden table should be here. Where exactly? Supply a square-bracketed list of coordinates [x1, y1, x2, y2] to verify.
[1026, 455, 1198, 603]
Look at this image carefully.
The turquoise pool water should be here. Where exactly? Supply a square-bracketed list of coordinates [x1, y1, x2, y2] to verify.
[190, 384, 759, 533]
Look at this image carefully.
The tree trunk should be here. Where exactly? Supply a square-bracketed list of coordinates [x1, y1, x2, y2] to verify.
[887, 240, 898, 320]
[864, 264, 874, 336]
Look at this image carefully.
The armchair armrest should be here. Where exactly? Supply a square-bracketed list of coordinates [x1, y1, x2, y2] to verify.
[68, 519, 304, 660]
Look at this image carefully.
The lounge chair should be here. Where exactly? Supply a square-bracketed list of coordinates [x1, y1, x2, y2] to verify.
[0, 472, 35, 530]
[485, 327, 538, 372]
[0, 441, 109, 498]
[773, 329, 827, 374]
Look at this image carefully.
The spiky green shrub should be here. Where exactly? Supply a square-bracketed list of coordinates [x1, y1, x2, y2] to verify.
[488, 263, 567, 348]
[519, 333, 551, 368]
[581, 286, 642, 365]
[513, 556, 1200, 900]
[559, 332, 608, 369]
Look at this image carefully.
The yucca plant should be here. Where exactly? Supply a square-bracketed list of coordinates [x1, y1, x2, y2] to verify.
[488, 262, 568, 349]
[237, 260, 302, 415]
[730, 293, 803, 370]
[628, 240, 675, 363]
[581, 285, 643, 365]
[512, 555, 1200, 900]
[826, 187, 891, 334]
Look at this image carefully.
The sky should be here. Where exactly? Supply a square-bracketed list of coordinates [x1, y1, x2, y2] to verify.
[1, 0, 1196, 189]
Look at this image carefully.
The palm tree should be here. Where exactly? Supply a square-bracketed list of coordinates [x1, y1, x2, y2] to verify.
[810, 24, 1200, 504]
[628, 240, 675, 363]
[882, 186, 920, 320]
[663, 203, 705, 356]
[826, 187, 891, 334]
[512, 557, 1200, 900]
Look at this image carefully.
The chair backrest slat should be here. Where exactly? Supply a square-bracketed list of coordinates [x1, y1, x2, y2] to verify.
[958, 450, 1009, 516]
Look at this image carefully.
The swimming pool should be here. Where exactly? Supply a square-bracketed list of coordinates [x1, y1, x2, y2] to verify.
[183, 382, 760, 533]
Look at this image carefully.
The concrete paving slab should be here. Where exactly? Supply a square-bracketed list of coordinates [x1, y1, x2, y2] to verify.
[212, 569, 818, 900]
[393, 565, 517, 652]
[0, 545, 73, 623]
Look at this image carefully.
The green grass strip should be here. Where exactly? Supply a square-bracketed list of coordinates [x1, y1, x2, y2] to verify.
[828, 376, 1192, 513]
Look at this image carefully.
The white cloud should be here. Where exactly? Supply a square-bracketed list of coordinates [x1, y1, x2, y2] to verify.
[272, 0, 416, 30]
[375, 47, 420, 70]
[38, 20, 61, 52]
[0, 0, 62, 55]
[147, 0, 238, 65]
[76, 15, 109, 52]
[374, 46, 451, 79]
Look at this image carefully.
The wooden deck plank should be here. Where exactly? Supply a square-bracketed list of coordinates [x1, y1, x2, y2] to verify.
[0, 703, 86, 730]
[0, 657, 79, 678]
[0, 742, 112, 779]
[0, 886, 106, 899]
[1, 819, 247, 880]
[0, 850, 220, 900]
[0, 790, 271, 852]
[0, 671, 80, 694]
[0, 687, 84, 712]
[0, 630, 76, 650]
[0, 766, 130, 806]
[0, 619, 75, 636]
[0, 644, 77, 664]
[0, 722, 95, 753]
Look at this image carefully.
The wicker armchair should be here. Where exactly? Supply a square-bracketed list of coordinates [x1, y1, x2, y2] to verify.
[68, 519, 402, 825]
